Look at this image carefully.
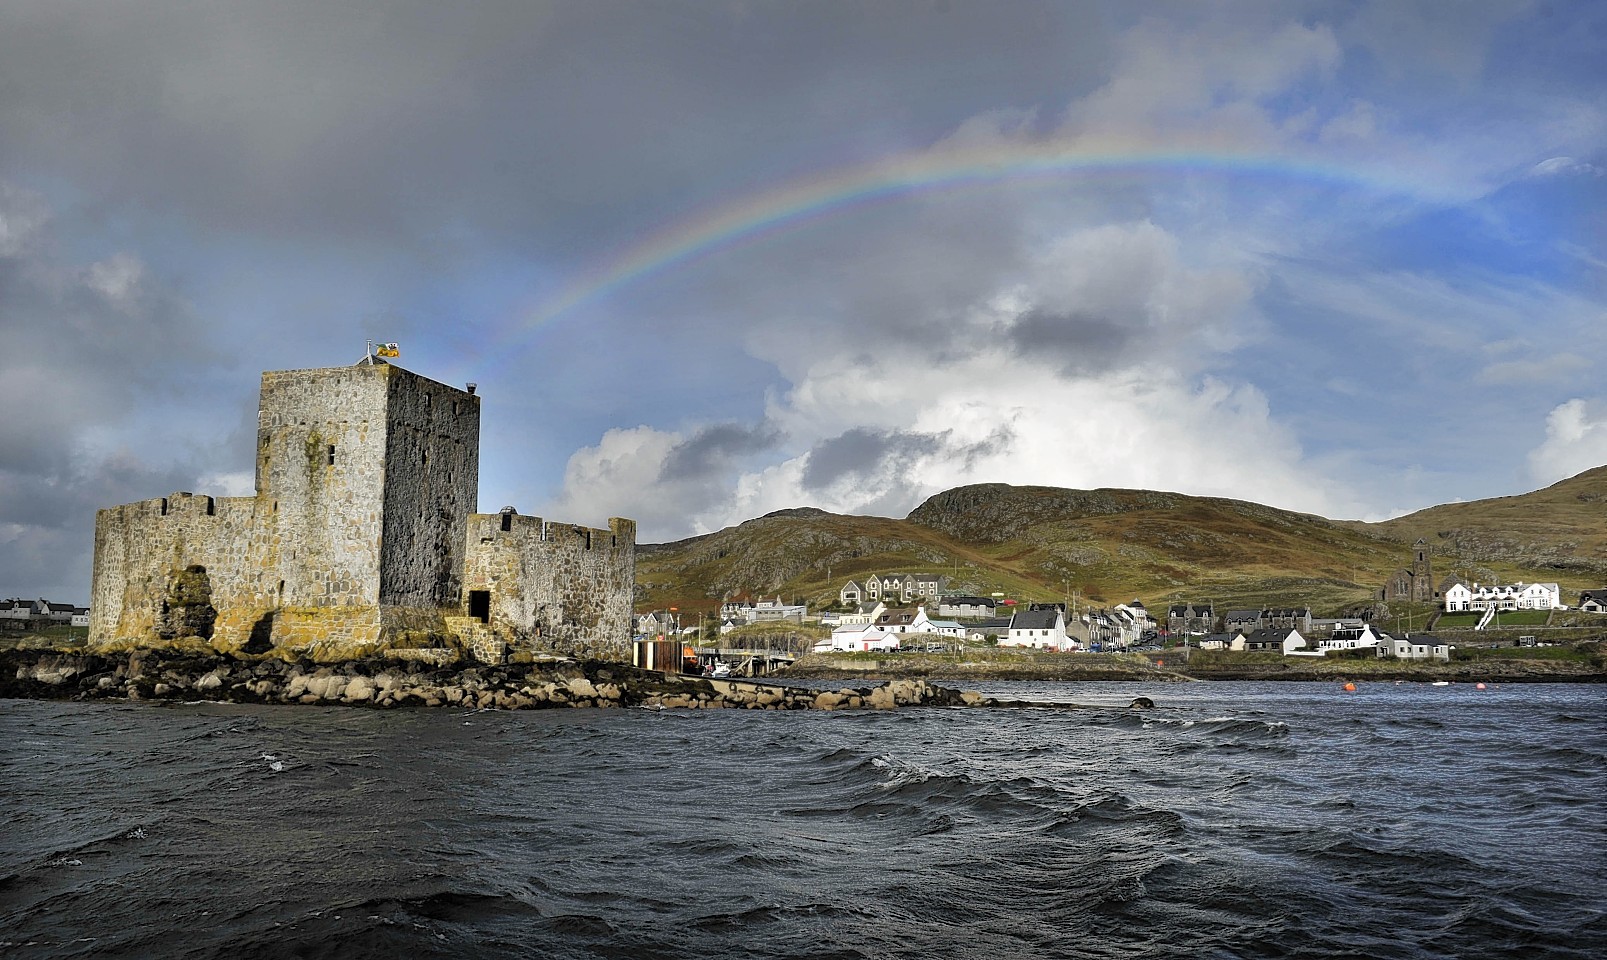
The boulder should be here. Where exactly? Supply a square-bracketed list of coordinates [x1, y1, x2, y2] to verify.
[564, 677, 599, 699]
[865, 686, 896, 710]
[344, 676, 375, 702]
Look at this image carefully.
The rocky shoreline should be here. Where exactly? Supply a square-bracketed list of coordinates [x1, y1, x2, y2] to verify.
[0, 649, 1040, 711]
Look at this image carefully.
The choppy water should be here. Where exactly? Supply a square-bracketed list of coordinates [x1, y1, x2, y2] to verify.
[2, 681, 1603, 959]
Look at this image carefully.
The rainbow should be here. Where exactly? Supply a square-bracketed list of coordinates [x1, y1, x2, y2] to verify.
[452, 135, 1416, 379]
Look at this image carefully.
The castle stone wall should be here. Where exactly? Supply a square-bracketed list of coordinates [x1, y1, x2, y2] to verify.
[378, 369, 479, 609]
[463, 513, 637, 658]
[89, 492, 262, 649]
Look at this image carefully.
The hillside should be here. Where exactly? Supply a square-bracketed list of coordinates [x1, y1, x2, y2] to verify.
[1346, 465, 1607, 577]
[634, 467, 1607, 618]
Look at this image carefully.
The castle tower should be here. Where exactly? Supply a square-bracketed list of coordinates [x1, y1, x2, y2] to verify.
[253, 363, 479, 645]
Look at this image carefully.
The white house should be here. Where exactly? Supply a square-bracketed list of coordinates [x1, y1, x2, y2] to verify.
[837, 601, 887, 627]
[1002, 607, 1067, 650]
[0, 599, 31, 622]
[1377, 634, 1450, 661]
[1578, 589, 1607, 614]
[1443, 581, 1564, 612]
[70, 607, 91, 628]
[1319, 625, 1383, 653]
[907, 606, 967, 639]
[1236, 627, 1309, 654]
[816, 623, 900, 652]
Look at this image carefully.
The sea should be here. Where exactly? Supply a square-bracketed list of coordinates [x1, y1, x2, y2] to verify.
[2, 680, 1603, 960]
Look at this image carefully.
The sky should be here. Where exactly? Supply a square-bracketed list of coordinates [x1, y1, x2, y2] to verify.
[2, 1, 1605, 602]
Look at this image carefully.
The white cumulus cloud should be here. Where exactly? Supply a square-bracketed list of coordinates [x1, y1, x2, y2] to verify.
[1528, 399, 1607, 485]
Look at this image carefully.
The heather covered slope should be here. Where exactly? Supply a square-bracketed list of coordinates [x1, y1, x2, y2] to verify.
[634, 468, 1607, 616]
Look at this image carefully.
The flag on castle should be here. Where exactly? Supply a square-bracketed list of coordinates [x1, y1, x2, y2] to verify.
[376, 342, 400, 358]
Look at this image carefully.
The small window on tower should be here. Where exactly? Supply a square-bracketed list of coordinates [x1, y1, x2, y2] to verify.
[327, 444, 336, 465]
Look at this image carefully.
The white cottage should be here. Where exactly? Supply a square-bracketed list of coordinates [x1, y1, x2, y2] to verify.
[1377, 634, 1450, 661]
[1002, 607, 1067, 650]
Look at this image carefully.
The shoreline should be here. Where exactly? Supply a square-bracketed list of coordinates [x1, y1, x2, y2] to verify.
[779, 650, 1607, 684]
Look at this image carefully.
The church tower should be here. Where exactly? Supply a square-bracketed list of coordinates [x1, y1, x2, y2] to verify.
[1410, 537, 1433, 602]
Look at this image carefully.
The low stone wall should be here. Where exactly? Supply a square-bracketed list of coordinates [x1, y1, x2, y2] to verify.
[0, 650, 1003, 711]
[784, 651, 1189, 682]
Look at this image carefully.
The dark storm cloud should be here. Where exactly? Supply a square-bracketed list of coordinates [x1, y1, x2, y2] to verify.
[0, 243, 222, 475]
[0, 2, 1106, 260]
[802, 428, 918, 491]
[0, 189, 230, 597]
[801, 425, 1013, 491]
[1007, 309, 1135, 372]
[658, 422, 784, 483]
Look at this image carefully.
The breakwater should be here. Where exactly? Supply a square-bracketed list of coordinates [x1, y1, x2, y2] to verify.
[0, 649, 1003, 711]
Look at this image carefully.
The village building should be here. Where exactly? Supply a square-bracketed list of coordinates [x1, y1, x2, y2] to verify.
[1578, 589, 1607, 614]
[1376, 633, 1451, 661]
[1442, 580, 1564, 612]
[937, 596, 997, 618]
[1224, 609, 1261, 635]
[1002, 606, 1068, 650]
[843, 573, 948, 606]
[1319, 625, 1384, 653]
[1166, 603, 1215, 636]
[1379, 538, 1438, 604]
[1236, 627, 1309, 654]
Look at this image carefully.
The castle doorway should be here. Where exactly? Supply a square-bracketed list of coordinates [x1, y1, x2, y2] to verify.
[469, 590, 490, 623]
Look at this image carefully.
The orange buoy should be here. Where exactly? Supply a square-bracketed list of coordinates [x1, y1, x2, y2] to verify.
[1343, 682, 1356, 692]
[1476, 682, 1487, 690]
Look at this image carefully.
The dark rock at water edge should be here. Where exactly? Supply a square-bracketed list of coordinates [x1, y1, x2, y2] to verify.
[0, 649, 1027, 711]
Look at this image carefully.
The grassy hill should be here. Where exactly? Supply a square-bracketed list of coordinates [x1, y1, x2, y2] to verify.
[1343, 465, 1607, 582]
[634, 467, 1607, 619]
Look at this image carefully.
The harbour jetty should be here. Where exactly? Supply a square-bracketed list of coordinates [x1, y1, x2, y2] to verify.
[1, 649, 1013, 711]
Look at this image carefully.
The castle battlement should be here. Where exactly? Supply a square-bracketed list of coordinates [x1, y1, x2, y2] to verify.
[90, 362, 635, 662]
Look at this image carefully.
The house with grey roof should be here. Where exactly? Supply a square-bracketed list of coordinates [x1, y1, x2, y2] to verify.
[1167, 603, 1214, 635]
[1224, 609, 1261, 635]
[1003, 607, 1067, 649]
[938, 596, 996, 618]
[1376, 633, 1450, 661]
[1575, 589, 1607, 614]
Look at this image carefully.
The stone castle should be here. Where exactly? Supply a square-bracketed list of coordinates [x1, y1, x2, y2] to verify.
[89, 361, 635, 663]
